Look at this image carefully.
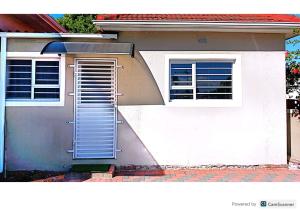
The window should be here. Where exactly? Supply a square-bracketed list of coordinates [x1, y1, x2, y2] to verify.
[166, 54, 242, 107]
[170, 61, 233, 100]
[170, 63, 193, 100]
[6, 60, 32, 99]
[196, 62, 232, 100]
[5, 56, 65, 106]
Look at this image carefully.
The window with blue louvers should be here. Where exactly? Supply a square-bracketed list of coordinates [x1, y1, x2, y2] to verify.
[169, 61, 233, 101]
[6, 59, 60, 101]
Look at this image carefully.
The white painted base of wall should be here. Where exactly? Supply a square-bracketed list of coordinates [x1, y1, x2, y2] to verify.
[118, 105, 287, 166]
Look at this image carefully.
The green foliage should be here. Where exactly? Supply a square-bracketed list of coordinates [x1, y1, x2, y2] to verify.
[57, 14, 98, 33]
[286, 50, 300, 97]
[286, 33, 300, 118]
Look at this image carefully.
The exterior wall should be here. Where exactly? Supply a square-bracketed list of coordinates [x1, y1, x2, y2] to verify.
[287, 112, 300, 162]
[5, 55, 74, 171]
[121, 51, 287, 165]
[5, 32, 287, 171]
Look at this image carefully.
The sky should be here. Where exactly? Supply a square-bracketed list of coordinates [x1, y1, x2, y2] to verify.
[50, 14, 63, 19]
[287, 36, 300, 52]
[49, 14, 300, 52]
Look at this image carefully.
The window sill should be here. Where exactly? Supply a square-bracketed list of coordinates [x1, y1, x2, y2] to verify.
[166, 99, 242, 107]
[5, 100, 64, 107]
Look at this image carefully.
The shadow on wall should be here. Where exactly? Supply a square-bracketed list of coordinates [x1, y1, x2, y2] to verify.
[117, 51, 165, 106]
[115, 47, 165, 173]
[116, 112, 161, 168]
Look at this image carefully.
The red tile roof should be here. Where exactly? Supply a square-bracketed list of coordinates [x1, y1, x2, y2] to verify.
[96, 14, 300, 23]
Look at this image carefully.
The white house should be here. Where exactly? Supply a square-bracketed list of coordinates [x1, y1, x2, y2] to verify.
[1, 14, 300, 172]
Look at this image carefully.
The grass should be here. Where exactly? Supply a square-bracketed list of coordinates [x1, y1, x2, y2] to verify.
[71, 164, 110, 173]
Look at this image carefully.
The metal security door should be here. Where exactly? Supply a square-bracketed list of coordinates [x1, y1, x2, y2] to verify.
[74, 59, 117, 159]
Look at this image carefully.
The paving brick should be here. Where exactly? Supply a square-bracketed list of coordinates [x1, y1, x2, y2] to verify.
[241, 173, 257, 182]
[282, 173, 297, 182]
[261, 173, 278, 182]
[217, 173, 236, 182]
[196, 173, 216, 182]
[26, 167, 300, 182]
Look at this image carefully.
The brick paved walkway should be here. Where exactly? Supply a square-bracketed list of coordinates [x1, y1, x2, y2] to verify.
[33, 167, 300, 182]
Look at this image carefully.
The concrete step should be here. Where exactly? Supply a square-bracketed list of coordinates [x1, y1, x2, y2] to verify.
[91, 164, 115, 179]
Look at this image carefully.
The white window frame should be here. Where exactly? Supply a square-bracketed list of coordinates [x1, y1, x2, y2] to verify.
[165, 54, 242, 107]
[5, 52, 65, 107]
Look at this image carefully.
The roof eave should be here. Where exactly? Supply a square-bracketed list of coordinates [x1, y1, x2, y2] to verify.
[37, 14, 67, 33]
[93, 21, 300, 39]
[0, 32, 118, 39]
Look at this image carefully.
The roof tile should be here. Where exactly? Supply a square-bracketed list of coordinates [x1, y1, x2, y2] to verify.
[96, 14, 300, 23]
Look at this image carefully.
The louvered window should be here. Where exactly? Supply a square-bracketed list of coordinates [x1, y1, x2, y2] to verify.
[196, 62, 232, 99]
[6, 59, 60, 101]
[6, 60, 32, 99]
[170, 61, 233, 100]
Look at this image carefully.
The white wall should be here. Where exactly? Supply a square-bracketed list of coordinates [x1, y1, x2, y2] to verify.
[117, 51, 287, 165]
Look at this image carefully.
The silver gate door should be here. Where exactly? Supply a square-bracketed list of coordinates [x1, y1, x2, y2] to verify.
[74, 59, 117, 159]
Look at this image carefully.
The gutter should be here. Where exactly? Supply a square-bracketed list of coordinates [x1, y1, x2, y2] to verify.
[0, 32, 118, 39]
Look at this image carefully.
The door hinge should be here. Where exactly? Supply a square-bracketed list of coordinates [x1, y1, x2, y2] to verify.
[117, 120, 123, 124]
[68, 92, 74, 96]
[66, 121, 75, 124]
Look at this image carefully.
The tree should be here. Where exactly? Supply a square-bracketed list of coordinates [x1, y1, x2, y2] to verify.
[57, 14, 98, 33]
[286, 50, 300, 98]
[286, 33, 300, 118]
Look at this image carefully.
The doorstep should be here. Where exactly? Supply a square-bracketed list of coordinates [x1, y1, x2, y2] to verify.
[91, 165, 115, 179]
[71, 164, 116, 179]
